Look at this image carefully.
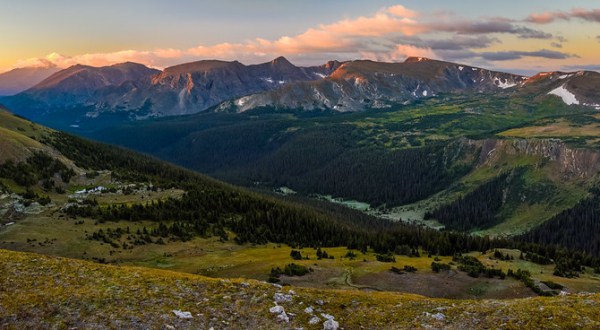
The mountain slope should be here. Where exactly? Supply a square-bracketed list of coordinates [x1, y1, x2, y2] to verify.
[1, 249, 598, 329]
[518, 71, 600, 109]
[2, 57, 338, 126]
[224, 57, 527, 112]
[0, 66, 61, 96]
[16, 62, 160, 107]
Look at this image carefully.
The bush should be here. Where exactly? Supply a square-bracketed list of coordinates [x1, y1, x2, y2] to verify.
[376, 252, 395, 262]
[431, 262, 451, 272]
[290, 250, 303, 260]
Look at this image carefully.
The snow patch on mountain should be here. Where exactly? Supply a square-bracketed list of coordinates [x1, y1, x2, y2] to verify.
[548, 85, 579, 105]
[494, 77, 517, 89]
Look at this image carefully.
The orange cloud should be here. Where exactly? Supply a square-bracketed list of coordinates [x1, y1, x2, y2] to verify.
[9, 3, 580, 72]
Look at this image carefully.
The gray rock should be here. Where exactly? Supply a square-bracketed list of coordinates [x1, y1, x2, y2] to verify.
[308, 316, 321, 325]
[323, 318, 339, 330]
[172, 310, 193, 319]
[273, 292, 293, 303]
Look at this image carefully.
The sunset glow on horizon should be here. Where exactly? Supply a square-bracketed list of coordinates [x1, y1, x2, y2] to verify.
[2, 0, 599, 75]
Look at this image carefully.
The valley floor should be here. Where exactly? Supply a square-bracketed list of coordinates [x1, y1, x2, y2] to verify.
[1, 249, 598, 329]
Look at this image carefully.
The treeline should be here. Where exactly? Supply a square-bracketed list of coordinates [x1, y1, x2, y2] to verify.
[424, 172, 512, 231]
[48, 131, 600, 275]
[521, 194, 600, 257]
[0, 151, 75, 187]
[109, 118, 475, 207]
[65, 183, 600, 276]
[43, 132, 223, 190]
[246, 127, 474, 206]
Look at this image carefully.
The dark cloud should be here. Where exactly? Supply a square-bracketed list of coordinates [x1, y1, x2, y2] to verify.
[551, 42, 563, 48]
[427, 21, 553, 39]
[391, 35, 499, 51]
[597, 35, 600, 42]
[480, 49, 578, 61]
[526, 8, 600, 24]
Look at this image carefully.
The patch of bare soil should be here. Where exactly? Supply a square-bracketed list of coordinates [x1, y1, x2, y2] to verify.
[354, 270, 535, 299]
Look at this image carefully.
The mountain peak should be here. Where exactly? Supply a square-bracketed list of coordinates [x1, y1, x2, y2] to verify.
[404, 56, 433, 63]
[270, 56, 294, 67]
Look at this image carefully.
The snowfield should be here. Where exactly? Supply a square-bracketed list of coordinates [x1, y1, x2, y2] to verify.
[548, 85, 579, 105]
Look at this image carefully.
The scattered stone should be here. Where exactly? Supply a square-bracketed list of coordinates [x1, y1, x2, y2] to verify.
[309, 316, 321, 325]
[559, 291, 569, 296]
[164, 325, 175, 330]
[271, 283, 283, 289]
[323, 318, 339, 330]
[315, 299, 325, 306]
[288, 289, 296, 295]
[277, 311, 290, 323]
[270, 305, 285, 314]
[270, 305, 289, 323]
[274, 293, 293, 303]
[304, 306, 314, 314]
[172, 310, 193, 319]
[425, 312, 446, 321]
[240, 282, 250, 288]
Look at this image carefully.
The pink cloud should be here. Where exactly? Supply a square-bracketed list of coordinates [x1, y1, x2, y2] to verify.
[9, 4, 574, 71]
[387, 5, 418, 18]
[526, 8, 600, 24]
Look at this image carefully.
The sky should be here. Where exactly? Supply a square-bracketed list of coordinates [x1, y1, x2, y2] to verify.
[1, 0, 599, 75]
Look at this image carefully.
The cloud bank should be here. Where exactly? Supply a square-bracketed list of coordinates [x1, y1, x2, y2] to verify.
[10, 4, 593, 72]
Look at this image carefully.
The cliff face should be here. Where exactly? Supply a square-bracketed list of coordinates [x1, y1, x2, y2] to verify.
[476, 138, 600, 179]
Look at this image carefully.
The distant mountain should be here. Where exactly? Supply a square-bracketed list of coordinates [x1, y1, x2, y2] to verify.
[141, 56, 340, 116]
[520, 71, 600, 109]
[222, 57, 527, 112]
[19, 62, 160, 107]
[3, 56, 600, 129]
[0, 66, 60, 96]
[2, 57, 339, 125]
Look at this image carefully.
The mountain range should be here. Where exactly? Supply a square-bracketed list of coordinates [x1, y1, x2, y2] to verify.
[0, 65, 61, 96]
[3, 56, 599, 130]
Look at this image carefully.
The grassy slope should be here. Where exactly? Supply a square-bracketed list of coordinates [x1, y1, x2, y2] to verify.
[1, 249, 598, 329]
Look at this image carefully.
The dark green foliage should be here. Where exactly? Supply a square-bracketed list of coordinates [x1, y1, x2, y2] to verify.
[425, 173, 511, 231]
[507, 268, 552, 296]
[376, 252, 396, 262]
[248, 135, 472, 207]
[0, 151, 74, 187]
[493, 250, 513, 261]
[522, 195, 600, 257]
[290, 250, 303, 260]
[316, 247, 330, 260]
[541, 281, 564, 290]
[403, 265, 417, 272]
[431, 262, 451, 272]
[271, 263, 311, 278]
[454, 255, 486, 277]
[390, 266, 404, 274]
[453, 254, 505, 279]
[344, 250, 357, 260]
[523, 252, 552, 265]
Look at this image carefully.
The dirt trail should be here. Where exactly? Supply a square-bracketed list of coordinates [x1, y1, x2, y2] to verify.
[343, 268, 382, 291]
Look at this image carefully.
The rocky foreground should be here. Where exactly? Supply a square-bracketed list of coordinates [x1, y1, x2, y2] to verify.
[0, 249, 598, 329]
